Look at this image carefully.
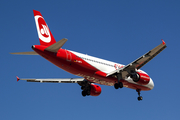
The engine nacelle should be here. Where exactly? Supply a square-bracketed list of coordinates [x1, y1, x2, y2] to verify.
[131, 72, 150, 85]
[90, 84, 101, 96]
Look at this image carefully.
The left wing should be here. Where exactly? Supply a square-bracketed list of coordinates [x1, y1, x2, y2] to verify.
[107, 40, 167, 78]
[16, 76, 84, 83]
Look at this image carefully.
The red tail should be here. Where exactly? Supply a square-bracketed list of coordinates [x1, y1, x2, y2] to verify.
[33, 10, 56, 46]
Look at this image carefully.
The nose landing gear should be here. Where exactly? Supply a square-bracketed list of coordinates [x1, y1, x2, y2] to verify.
[136, 89, 143, 101]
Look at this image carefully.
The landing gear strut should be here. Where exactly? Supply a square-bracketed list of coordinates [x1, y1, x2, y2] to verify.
[136, 89, 143, 101]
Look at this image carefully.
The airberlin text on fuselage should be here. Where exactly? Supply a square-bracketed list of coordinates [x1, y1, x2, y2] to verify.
[34, 15, 51, 43]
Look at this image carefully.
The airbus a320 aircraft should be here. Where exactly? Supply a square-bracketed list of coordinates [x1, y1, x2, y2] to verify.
[11, 10, 167, 101]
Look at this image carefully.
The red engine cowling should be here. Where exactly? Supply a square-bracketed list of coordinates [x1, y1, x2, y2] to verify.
[134, 72, 150, 85]
[90, 84, 101, 96]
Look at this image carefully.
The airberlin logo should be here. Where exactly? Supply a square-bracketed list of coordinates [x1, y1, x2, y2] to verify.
[114, 64, 124, 70]
[40, 25, 49, 37]
[34, 15, 51, 43]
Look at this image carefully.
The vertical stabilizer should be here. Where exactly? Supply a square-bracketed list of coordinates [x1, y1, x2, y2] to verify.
[33, 10, 56, 46]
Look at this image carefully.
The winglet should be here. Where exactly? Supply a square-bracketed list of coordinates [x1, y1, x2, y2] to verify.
[16, 76, 20, 82]
[161, 39, 166, 45]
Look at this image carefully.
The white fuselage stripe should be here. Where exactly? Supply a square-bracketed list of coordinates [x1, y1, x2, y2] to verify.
[69, 50, 122, 73]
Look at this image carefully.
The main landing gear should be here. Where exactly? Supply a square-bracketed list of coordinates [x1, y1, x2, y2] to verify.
[79, 81, 91, 97]
[114, 82, 123, 89]
[81, 86, 91, 97]
[136, 89, 143, 101]
[114, 73, 123, 89]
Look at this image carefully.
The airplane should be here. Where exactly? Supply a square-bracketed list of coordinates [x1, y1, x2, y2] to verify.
[11, 10, 167, 101]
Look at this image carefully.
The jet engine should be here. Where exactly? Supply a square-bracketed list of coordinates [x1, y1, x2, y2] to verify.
[90, 84, 101, 96]
[130, 72, 150, 85]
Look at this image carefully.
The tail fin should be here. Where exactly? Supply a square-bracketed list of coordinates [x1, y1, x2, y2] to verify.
[33, 10, 56, 46]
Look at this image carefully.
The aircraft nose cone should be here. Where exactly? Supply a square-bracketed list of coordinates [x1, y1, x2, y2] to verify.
[149, 78, 154, 90]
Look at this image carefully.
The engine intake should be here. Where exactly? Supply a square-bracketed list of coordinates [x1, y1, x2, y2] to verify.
[131, 72, 150, 85]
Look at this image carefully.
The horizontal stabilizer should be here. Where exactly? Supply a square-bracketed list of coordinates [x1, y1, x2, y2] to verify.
[45, 38, 68, 53]
[10, 51, 38, 55]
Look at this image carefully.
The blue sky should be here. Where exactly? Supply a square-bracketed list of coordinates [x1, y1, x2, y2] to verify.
[1, 0, 180, 120]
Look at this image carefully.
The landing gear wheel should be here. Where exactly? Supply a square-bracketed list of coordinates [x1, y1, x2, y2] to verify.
[114, 82, 123, 89]
[81, 86, 85, 90]
[82, 91, 87, 97]
[138, 96, 143, 101]
[136, 89, 143, 101]
[80, 81, 91, 97]
[114, 83, 119, 89]
[86, 91, 90, 96]
[119, 82, 123, 88]
[82, 90, 90, 97]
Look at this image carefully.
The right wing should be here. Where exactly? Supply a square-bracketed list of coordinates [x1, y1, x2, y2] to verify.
[107, 40, 167, 78]
[16, 76, 84, 83]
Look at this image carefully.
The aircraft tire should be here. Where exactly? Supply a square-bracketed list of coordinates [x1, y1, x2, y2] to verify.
[119, 82, 123, 88]
[114, 83, 119, 89]
[86, 91, 90, 96]
[82, 91, 87, 97]
[114, 82, 123, 89]
[138, 96, 143, 101]
[81, 86, 85, 90]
